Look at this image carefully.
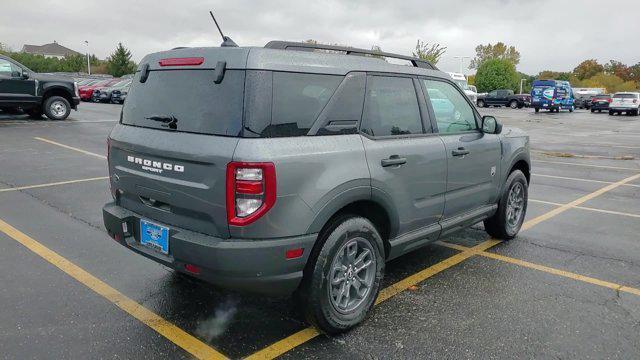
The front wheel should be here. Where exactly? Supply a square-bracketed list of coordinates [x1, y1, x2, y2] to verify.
[509, 100, 518, 109]
[534, 107, 540, 113]
[484, 170, 528, 239]
[298, 216, 385, 334]
[477, 100, 486, 108]
[43, 96, 71, 120]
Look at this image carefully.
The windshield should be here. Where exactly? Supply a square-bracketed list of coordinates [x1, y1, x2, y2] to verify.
[122, 69, 245, 136]
[613, 94, 638, 99]
[453, 79, 469, 91]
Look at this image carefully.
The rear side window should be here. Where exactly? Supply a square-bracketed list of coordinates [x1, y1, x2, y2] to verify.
[122, 69, 245, 136]
[269, 72, 342, 137]
[360, 76, 423, 137]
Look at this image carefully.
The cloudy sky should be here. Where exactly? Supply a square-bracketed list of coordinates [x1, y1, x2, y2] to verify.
[2, 0, 638, 75]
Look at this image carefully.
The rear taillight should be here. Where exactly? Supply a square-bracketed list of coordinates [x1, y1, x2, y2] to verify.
[226, 162, 276, 226]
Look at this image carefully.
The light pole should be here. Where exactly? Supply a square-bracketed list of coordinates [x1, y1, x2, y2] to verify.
[84, 41, 91, 75]
[453, 55, 471, 74]
[520, 78, 526, 94]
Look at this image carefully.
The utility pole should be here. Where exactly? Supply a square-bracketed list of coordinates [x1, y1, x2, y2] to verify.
[84, 41, 91, 75]
[520, 78, 526, 94]
[453, 55, 471, 74]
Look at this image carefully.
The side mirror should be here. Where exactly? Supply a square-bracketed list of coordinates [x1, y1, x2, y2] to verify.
[482, 115, 502, 134]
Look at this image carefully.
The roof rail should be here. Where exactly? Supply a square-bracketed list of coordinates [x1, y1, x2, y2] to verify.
[264, 41, 437, 70]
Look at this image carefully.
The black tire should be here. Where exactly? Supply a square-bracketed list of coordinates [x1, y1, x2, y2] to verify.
[591, 109, 595, 113]
[477, 100, 486, 108]
[609, 110, 614, 116]
[297, 215, 385, 335]
[484, 170, 528, 240]
[509, 100, 518, 109]
[43, 96, 71, 120]
[534, 107, 539, 113]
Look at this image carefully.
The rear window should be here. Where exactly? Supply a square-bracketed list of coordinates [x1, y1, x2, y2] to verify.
[122, 69, 245, 136]
[613, 93, 638, 99]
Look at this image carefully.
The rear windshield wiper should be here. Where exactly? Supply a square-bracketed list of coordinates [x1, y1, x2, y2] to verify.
[145, 115, 178, 130]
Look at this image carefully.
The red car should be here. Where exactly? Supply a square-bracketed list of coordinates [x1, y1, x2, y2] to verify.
[78, 78, 122, 101]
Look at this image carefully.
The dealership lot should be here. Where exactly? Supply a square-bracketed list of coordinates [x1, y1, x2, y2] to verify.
[1, 104, 639, 359]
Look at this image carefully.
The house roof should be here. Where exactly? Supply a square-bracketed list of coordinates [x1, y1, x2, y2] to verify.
[22, 42, 81, 57]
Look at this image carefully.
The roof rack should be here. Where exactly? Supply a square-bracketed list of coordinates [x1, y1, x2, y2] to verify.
[264, 41, 437, 70]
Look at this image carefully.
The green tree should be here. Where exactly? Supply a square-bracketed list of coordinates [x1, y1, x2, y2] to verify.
[412, 40, 446, 65]
[59, 54, 85, 72]
[573, 59, 604, 80]
[106, 43, 137, 77]
[604, 60, 631, 81]
[581, 73, 636, 93]
[474, 58, 519, 93]
[537, 70, 572, 81]
[470, 42, 520, 69]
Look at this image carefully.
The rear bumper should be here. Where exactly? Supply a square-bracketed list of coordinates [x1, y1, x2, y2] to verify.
[102, 202, 317, 296]
[610, 106, 638, 111]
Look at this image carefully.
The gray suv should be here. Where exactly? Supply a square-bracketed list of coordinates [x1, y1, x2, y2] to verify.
[103, 41, 530, 334]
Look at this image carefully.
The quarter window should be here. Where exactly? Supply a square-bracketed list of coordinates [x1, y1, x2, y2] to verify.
[0, 59, 13, 76]
[360, 76, 423, 137]
[422, 79, 477, 133]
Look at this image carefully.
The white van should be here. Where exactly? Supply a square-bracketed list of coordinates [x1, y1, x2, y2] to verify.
[447, 72, 478, 105]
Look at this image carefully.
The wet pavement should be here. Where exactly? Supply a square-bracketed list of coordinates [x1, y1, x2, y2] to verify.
[0, 103, 639, 359]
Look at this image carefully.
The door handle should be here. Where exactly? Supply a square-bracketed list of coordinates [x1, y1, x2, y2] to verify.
[381, 155, 407, 167]
[452, 147, 470, 157]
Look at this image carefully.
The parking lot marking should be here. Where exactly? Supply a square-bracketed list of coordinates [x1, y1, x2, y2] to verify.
[247, 171, 640, 359]
[0, 177, 109, 193]
[529, 199, 640, 219]
[534, 160, 639, 172]
[533, 173, 640, 188]
[34, 137, 106, 159]
[0, 218, 228, 360]
[522, 173, 640, 231]
[439, 241, 640, 298]
[245, 239, 500, 360]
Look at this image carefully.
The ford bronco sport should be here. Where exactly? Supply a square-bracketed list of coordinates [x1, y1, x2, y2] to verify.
[103, 41, 530, 334]
[0, 54, 80, 120]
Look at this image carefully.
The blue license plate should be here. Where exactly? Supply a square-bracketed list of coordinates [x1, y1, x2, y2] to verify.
[140, 219, 169, 254]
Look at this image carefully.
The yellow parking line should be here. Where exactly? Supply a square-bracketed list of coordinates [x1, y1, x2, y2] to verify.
[247, 171, 640, 359]
[0, 218, 228, 360]
[245, 239, 500, 360]
[522, 173, 640, 231]
[533, 173, 640, 188]
[34, 137, 107, 159]
[529, 199, 640, 219]
[438, 241, 640, 297]
[0, 177, 109, 193]
[534, 160, 639, 172]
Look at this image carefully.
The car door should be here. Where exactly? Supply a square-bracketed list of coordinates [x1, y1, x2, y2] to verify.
[420, 78, 502, 223]
[0, 58, 36, 105]
[485, 90, 498, 106]
[360, 74, 446, 242]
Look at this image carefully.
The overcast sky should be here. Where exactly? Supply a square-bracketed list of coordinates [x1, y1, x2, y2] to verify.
[2, 0, 638, 75]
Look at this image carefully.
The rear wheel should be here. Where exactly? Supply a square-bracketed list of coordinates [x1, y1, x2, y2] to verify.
[43, 96, 71, 120]
[477, 100, 486, 108]
[534, 107, 539, 113]
[509, 100, 518, 109]
[297, 215, 385, 334]
[484, 170, 528, 240]
[591, 109, 595, 113]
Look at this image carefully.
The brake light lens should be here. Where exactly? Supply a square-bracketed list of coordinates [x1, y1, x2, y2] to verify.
[158, 57, 204, 67]
[226, 162, 276, 226]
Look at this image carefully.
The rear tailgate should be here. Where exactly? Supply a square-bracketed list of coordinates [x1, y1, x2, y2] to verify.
[108, 47, 249, 239]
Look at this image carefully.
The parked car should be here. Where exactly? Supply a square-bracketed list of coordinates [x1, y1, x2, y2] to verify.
[78, 78, 120, 101]
[531, 79, 575, 113]
[590, 94, 612, 113]
[92, 79, 132, 103]
[609, 92, 640, 116]
[110, 87, 129, 104]
[447, 72, 478, 105]
[102, 41, 530, 334]
[0, 54, 80, 120]
[477, 89, 527, 109]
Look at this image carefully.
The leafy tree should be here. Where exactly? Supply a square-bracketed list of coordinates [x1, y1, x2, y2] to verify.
[474, 58, 519, 93]
[604, 60, 631, 81]
[537, 70, 572, 81]
[628, 63, 640, 82]
[581, 73, 636, 93]
[106, 43, 137, 77]
[573, 59, 604, 80]
[59, 54, 86, 72]
[412, 40, 446, 65]
[517, 72, 536, 93]
[470, 42, 520, 69]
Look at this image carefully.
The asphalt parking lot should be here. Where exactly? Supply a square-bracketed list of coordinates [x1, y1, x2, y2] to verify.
[1, 103, 639, 359]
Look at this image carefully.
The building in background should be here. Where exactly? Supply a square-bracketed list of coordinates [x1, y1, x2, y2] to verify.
[21, 41, 81, 59]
